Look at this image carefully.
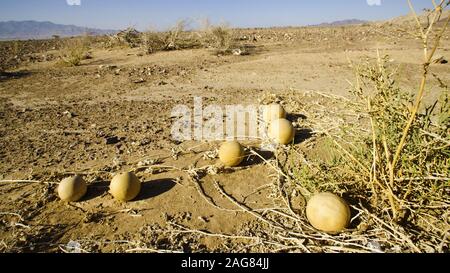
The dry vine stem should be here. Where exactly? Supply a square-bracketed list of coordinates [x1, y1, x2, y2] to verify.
[386, 1, 450, 218]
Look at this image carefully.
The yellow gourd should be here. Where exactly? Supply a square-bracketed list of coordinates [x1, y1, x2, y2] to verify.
[306, 192, 351, 234]
[263, 104, 287, 124]
[110, 172, 141, 202]
[58, 175, 87, 202]
[219, 141, 245, 167]
[268, 118, 295, 145]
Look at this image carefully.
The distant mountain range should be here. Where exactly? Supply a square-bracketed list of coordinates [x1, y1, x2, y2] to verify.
[0, 21, 117, 40]
[310, 19, 369, 27]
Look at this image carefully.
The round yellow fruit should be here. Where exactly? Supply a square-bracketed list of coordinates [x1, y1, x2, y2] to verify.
[110, 172, 141, 202]
[219, 141, 245, 167]
[306, 192, 351, 234]
[263, 104, 287, 124]
[268, 118, 295, 145]
[58, 175, 87, 202]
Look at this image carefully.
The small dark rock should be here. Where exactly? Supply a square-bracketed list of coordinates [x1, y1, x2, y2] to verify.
[105, 136, 120, 145]
[62, 110, 77, 118]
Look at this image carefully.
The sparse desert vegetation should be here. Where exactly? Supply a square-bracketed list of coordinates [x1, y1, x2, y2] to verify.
[0, 2, 449, 254]
[58, 36, 92, 67]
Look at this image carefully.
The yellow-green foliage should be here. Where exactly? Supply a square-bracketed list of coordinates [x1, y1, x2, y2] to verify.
[59, 36, 92, 66]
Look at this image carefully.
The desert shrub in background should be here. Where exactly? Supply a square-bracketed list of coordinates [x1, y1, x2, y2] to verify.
[134, 19, 240, 55]
[163, 19, 189, 50]
[103, 27, 141, 49]
[119, 28, 141, 48]
[141, 20, 188, 54]
[209, 25, 234, 53]
[141, 20, 204, 55]
[199, 20, 236, 54]
[0, 40, 23, 71]
[58, 36, 92, 66]
[11, 40, 22, 57]
[141, 31, 166, 54]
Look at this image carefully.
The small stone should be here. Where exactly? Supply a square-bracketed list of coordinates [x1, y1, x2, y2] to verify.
[232, 49, 242, 56]
[140, 138, 150, 146]
[105, 136, 120, 145]
[134, 78, 146, 84]
[62, 110, 76, 118]
[198, 216, 209, 223]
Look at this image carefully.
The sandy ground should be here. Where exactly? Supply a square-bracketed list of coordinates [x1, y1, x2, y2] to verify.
[0, 24, 449, 252]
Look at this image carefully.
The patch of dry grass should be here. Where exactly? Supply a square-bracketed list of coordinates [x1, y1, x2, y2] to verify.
[57, 36, 92, 67]
[141, 20, 202, 54]
[208, 24, 234, 53]
[0, 40, 23, 72]
[140, 20, 239, 55]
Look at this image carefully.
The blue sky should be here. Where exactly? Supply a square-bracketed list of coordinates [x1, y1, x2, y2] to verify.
[0, 0, 437, 30]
